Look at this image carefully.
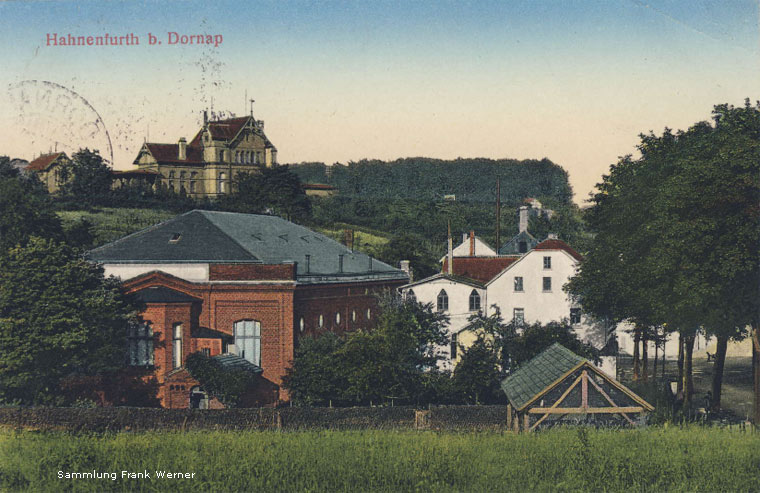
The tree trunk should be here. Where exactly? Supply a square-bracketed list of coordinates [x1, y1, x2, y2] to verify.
[653, 335, 659, 381]
[753, 324, 760, 425]
[676, 333, 684, 396]
[710, 334, 729, 412]
[633, 327, 641, 381]
[642, 330, 649, 382]
[682, 333, 696, 411]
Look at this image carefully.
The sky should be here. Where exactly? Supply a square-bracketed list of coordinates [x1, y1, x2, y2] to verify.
[0, 0, 758, 203]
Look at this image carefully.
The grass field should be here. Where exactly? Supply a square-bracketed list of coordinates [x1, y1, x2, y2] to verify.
[1, 428, 758, 492]
[57, 208, 175, 247]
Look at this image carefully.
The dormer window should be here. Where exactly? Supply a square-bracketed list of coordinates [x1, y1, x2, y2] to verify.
[169, 233, 182, 243]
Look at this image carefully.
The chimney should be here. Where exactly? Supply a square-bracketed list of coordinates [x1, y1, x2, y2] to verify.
[519, 206, 530, 233]
[338, 254, 344, 273]
[178, 137, 187, 160]
[400, 260, 412, 282]
[203, 110, 208, 125]
[305, 254, 311, 274]
[342, 229, 354, 251]
[469, 230, 475, 256]
[447, 221, 453, 275]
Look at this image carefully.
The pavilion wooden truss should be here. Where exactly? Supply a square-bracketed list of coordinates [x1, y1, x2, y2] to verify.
[501, 343, 654, 432]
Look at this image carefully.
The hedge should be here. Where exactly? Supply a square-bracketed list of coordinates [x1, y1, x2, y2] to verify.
[0, 405, 509, 432]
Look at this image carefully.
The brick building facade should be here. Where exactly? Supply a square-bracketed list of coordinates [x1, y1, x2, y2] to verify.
[88, 210, 407, 408]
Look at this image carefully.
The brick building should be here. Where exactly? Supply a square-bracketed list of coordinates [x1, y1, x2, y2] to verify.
[87, 210, 408, 408]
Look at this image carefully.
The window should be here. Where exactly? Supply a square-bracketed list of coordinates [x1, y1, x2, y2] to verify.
[513, 308, 525, 325]
[299, 317, 305, 332]
[543, 256, 552, 269]
[469, 290, 481, 312]
[514, 276, 524, 292]
[451, 332, 458, 360]
[217, 172, 226, 194]
[201, 348, 211, 357]
[570, 308, 582, 324]
[437, 289, 449, 312]
[169, 233, 182, 243]
[128, 323, 153, 366]
[180, 171, 186, 179]
[234, 320, 261, 366]
[168, 171, 175, 179]
[543, 277, 552, 292]
[406, 290, 416, 302]
[318, 314, 324, 328]
[168, 180, 174, 190]
[335, 312, 341, 325]
[366, 308, 372, 320]
[189, 181, 196, 193]
[172, 323, 183, 369]
[352, 310, 357, 322]
[519, 241, 527, 253]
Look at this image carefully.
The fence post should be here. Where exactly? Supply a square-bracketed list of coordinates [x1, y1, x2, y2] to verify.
[415, 410, 431, 430]
[507, 404, 512, 430]
[276, 411, 283, 431]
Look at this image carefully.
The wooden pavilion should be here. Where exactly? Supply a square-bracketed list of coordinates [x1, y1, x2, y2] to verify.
[501, 343, 654, 432]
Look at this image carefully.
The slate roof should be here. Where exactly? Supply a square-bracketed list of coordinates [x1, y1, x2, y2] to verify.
[534, 238, 583, 261]
[87, 210, 407, 284]
[440, 256, 519, 284]
[140, 143, 205, 165]
[27, 152, 66, 171]
[213, 353, 263, 374]
[501, 343, 586, 410]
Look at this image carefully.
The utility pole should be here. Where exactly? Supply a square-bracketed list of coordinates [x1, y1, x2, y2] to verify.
[495, 177, 501, 253]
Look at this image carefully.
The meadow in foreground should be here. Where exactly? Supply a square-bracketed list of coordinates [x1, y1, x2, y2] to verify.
[1, 427, 758, 492]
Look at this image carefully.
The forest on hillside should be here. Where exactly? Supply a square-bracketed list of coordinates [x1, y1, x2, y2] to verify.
[289, 157, 573, 206]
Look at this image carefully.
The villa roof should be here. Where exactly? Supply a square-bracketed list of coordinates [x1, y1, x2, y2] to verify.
[27, 152, 66, 171]
[534, 238, 583, 261]
[441, 256, 519, 284]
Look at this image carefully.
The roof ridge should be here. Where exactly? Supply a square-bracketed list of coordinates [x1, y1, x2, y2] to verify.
[193, 211, 262, 262]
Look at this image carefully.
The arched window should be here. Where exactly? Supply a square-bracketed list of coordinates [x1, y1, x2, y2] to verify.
[299, 317, 305, 332]
[217, 172, 227, 194]
[406, 290, 416, 302]
[318, 314, 324, 328]
[234, 320, 261, 366]
[335, 312, 341, 325]
[469, 290, 481, 312]
[437, 289, 448, 312]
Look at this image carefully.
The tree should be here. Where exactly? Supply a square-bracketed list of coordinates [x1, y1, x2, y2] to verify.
[451, 336, 503, 404]
[222, 166, 311, 221]
[0, 156, 64, 252]
[0, 237, 140, 404]
[505, 321, 600, 372]
[567, 101, 760, 414]
[185, 352, 259, 408]
[282, 332, 347, 406]
[283, 297, 450, 406]
[59, 148, 113, 205]
[378, 233, 439, 282]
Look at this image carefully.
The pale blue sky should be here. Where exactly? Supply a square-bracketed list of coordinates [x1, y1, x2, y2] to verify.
[1, 0, 757, 201]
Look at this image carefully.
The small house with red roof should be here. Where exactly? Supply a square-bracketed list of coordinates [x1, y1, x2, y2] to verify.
[132, 112, 277, 198]
[25, 152, 71, 193]
[401, 234, 604, 371]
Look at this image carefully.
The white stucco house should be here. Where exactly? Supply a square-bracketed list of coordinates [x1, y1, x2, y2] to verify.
[402, 235, 614, 373]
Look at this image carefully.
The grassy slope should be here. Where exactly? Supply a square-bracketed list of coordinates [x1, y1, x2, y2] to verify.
[1, 428, 758, 492]
[57, 208, 175, 247]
